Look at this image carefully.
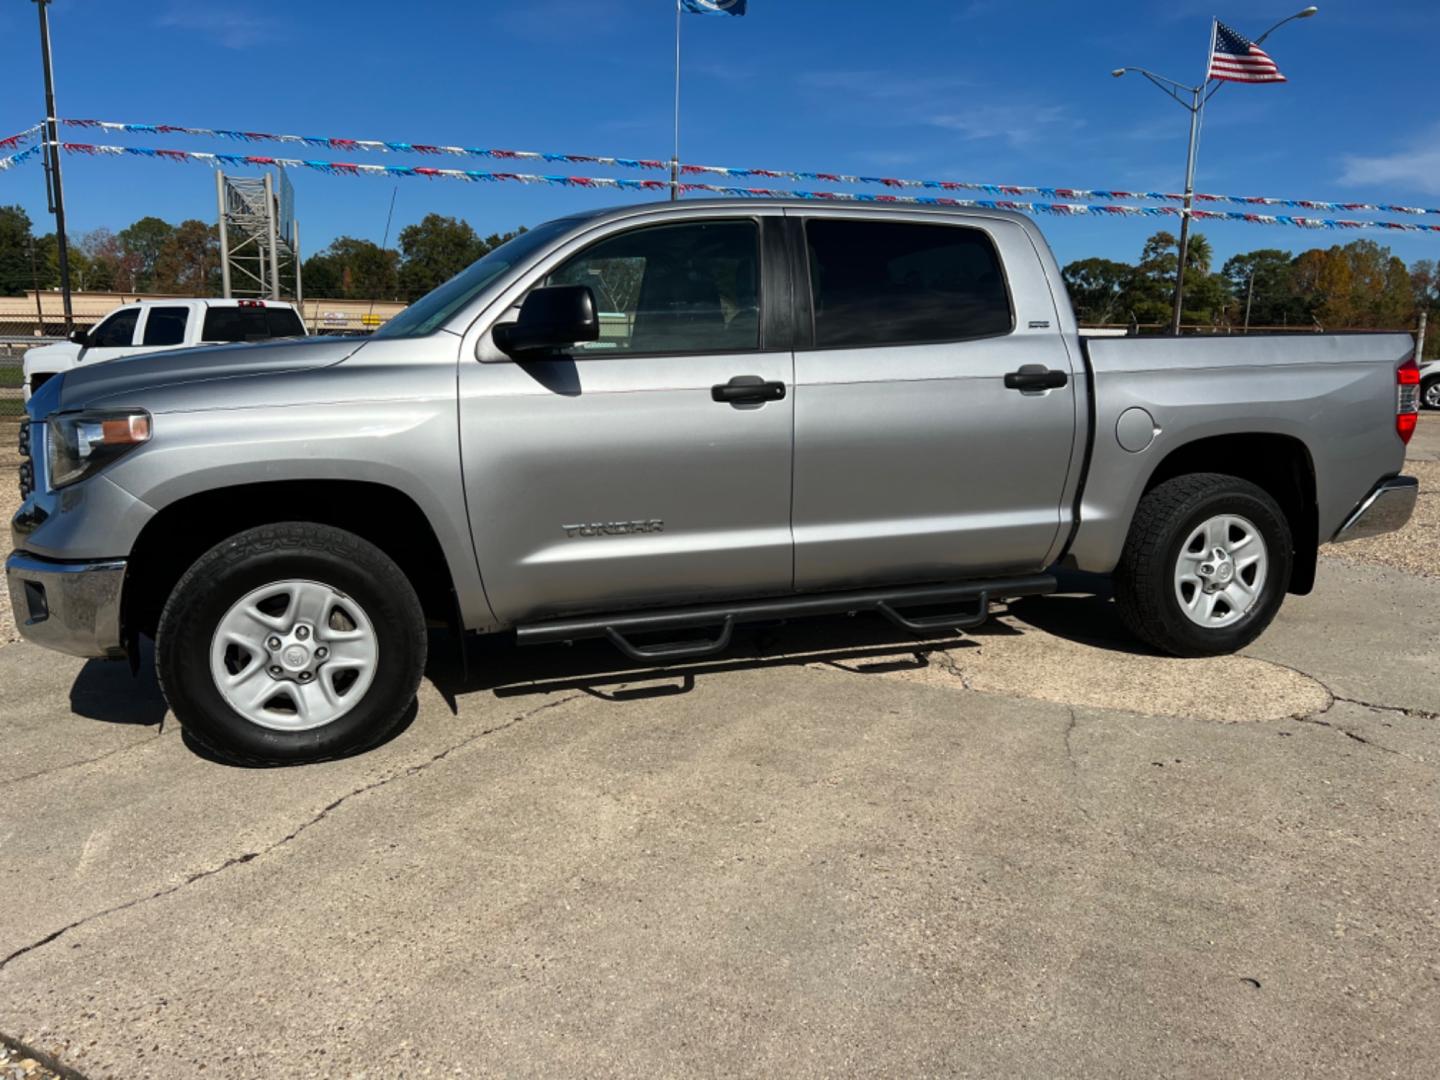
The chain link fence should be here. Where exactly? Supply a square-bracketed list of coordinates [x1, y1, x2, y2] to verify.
[0, 332, 38, 421]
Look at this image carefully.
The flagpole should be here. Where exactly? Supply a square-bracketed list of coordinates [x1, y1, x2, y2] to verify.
[1169, 18, 1215, 336]
[671, 0, 681, 202]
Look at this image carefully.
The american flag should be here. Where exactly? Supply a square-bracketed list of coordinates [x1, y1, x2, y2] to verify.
[1207, 21, 1286, 83]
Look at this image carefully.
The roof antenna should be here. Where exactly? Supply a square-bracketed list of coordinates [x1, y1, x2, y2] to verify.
[368, 184, 399, 328]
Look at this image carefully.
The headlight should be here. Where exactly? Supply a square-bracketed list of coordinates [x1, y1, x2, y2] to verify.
[47, 410, 152, 489]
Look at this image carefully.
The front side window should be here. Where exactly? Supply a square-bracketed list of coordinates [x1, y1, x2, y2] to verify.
[805, 219, 1013, 349]
[546, 220, 760, 355]
[142, 307, 189, 346]
[90, 308, 139, 348]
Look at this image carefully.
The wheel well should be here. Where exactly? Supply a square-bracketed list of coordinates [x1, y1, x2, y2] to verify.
[124, 481, 458, 639]
[1143, 433, 1319, 595]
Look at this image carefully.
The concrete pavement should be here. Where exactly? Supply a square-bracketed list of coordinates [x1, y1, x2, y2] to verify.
[1, 555, 1437, 1078]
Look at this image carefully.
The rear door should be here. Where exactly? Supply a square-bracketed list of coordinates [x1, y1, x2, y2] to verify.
[135, 305, 192, 351]
[790, 211, 1078, 590]
[460, 212, 796, 623]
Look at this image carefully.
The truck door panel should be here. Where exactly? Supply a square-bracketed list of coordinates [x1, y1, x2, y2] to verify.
[791, 214, 1077, 590]
[459, 215, 795, 624]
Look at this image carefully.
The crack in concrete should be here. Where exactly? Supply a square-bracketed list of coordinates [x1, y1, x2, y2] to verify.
[1252, 656, 1433, 764]
[924, 648, 973, 690]
[1293, 714, 1401, 754]
[1333, 696, 1440, 722]
[1063, 707, 1080, 775]
[4, 730, 171, 787]
[0, 693, 582, 975]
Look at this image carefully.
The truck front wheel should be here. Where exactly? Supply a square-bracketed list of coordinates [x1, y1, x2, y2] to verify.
[156, 523, 427, 765]
[1112, 473, 1292, 658]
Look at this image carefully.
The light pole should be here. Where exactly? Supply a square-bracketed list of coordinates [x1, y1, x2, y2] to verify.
[33, 0, 73, 335]
[1112, 7, 1317, 336]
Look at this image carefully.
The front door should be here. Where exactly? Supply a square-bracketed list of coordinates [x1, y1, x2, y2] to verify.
[80, 306, 141, 365]
[790, 213, 1079, 590]
[460, 214, 795, 624]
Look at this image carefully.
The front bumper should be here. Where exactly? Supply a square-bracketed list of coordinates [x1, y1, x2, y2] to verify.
[1331, 476, 1419, 543]
[5, 551, 127, 659]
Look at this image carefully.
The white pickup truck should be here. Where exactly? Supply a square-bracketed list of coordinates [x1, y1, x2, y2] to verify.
[22, 298, 307, 402]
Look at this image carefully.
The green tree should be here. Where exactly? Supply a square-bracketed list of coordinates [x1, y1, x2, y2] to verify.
[77, 228, 123, 292]
[1221, 248, 1297, 329]
[153, 219, 220, 295]
[397, 214, 483, 300]
[0, 205, 37, 296]
[396, 216, 524, 301]
[302, 237, 398, 300]
[116, 216, 176, 292]
[33, 232, 92, 292]
[1131, 231, 1229, 326]
[1061, 257, 1133, 325]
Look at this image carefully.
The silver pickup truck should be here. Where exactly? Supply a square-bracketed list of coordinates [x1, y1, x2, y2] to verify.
[6, 200, 1421, 764]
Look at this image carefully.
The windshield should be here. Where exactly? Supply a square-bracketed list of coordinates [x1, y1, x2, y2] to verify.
[374, 218, 580, 339]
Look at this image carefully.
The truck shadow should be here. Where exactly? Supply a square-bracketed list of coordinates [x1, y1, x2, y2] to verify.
[61, 575, 1145, 763]
[68, 638, 168, 728]
[436, 572, 1151, 705]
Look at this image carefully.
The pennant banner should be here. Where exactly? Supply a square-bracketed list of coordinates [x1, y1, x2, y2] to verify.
[56, 116, 1440, 218]
[59, 142, 671, 191]
[0, 125, 42, 151]
[60, 119, 668, 173]
[686, 183, 1440, 233]
[49, 142, 1440, 235]
[0, 145, 41, 172]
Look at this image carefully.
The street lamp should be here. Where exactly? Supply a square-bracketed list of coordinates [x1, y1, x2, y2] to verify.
[1113, 7, 1317, 335]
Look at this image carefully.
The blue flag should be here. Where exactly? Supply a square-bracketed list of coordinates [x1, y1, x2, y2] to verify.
[681, 0, 746, 14]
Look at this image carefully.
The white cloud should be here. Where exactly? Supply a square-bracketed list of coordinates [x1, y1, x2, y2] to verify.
[1339, 127, 1440, 197]
[928, 104, 1082, 149]
[157, 8, 278, 49]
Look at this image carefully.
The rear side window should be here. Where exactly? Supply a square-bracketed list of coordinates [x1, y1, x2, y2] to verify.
[804, 219, 1013, 349]
[90, 308, 139, 348]
[201, 306, 305, 343]
[142, 307, 189, 346]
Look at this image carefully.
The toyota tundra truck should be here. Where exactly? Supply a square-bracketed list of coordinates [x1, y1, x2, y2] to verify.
[6, 201, 1421, 764]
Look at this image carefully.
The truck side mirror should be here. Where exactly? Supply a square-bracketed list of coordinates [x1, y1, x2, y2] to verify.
[492, 285, 599, 358]
[69, 329, 90, 348]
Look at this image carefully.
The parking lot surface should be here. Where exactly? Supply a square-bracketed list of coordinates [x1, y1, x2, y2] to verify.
[0, 418, 1436, 1078]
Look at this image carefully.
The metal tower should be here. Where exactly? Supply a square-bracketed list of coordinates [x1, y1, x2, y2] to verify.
[215, 170, 302, 302]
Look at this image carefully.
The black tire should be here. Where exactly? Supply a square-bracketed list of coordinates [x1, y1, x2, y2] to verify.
[1421, 376, 1440, 411]
[1112, 473, 1292, 658]
[156, 522, 427, 765]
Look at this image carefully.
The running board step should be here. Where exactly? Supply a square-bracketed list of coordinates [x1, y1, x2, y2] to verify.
[515, 574, 1056, 662]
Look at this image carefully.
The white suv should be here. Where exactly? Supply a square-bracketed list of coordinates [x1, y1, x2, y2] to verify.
[23, 298, 307, 401]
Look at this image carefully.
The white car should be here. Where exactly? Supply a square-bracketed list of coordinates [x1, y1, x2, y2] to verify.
[1422, 359, 1440, 411]
[23, 298, 307, 401]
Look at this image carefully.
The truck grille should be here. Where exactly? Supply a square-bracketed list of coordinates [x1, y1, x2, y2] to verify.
[18, 419, 33, 501]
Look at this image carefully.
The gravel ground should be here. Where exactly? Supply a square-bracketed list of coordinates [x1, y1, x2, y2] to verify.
[0, 1040, 60, 1080]
[1322, 457, 1437, 579]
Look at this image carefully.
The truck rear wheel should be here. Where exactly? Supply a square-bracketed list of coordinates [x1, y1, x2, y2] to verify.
[156, 523, 427, 765]
[1113, 473, 1292, 658]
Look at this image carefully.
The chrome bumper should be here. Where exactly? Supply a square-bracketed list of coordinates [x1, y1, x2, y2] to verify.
[5, 552, 127, 659]
[1332, 476, 1420, 543]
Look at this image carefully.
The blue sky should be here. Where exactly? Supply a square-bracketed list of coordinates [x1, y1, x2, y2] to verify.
[2, 0, 1439, 274]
